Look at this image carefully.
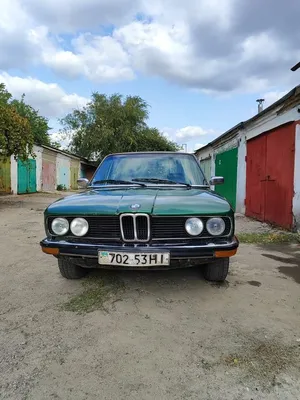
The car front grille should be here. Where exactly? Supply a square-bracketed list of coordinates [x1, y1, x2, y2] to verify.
[47, 215, 232, 241]
[120, 214, 150, 242]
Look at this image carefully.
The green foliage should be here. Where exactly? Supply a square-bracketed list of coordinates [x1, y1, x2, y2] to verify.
[50, 141, 62, 149]
[0, 83, 12, 105]
[11, 94, 51, 146]
[56, 184, 67, 191]
[0, 84, 51, 160]
[0, 103, 34, 160]
[60, 93, 179, 161]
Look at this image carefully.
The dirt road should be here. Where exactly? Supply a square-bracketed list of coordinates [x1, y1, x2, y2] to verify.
[0, 194, 300, 400]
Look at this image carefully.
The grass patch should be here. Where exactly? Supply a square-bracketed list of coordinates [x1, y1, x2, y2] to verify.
[223, 335, 300, 388]
[61, 273, 125, 314]
[238, 232, 300, 244]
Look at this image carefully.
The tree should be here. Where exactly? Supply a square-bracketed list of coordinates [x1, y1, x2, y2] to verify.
[11, 94, 51, 146]
[0, 83, 51, 160]
[0, 83, 12, 105]
[60, 93, 179, 161]
[0, 103, 34, 160]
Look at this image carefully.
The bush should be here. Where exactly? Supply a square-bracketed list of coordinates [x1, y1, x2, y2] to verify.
[57, 184, 67, 191]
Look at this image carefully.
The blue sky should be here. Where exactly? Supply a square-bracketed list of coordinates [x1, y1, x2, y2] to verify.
[1, 0, 299, 152]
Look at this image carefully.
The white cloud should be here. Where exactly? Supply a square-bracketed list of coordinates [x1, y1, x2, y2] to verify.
[161, 126, 216, 153]
[44, 34, 134, 82]
[263, 90, 289, 108]
[1, 0, 300, 92]
[162, 126, 216, 141]
[23, 0, 141, 32]
[194, 143, 205, 151]
[50, 131, 73, 149]
[175, 126, 216, 139]
[0, 72, 88, 118]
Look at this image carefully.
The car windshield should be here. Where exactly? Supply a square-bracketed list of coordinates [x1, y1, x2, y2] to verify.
[90, 153, 207, 186]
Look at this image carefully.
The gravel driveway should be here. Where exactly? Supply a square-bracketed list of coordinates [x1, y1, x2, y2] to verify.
[0, 193, 300, 400]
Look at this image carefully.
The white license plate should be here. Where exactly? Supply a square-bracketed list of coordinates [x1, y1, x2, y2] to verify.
[98, 251, 170, 267]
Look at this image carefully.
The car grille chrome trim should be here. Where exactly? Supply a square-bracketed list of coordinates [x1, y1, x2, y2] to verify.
[47, 215, 232, 240]
[120, 213, 150, 242]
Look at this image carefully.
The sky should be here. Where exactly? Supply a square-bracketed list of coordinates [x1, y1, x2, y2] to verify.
[1, 0, 300, 152]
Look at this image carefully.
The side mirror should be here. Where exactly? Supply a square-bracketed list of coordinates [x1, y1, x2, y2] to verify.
[209, 176, 224, 185]
[77, 178, 89, 189]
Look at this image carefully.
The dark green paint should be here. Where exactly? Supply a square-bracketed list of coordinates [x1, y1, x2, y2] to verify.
[214, 147, 238, 211]
[45, 187, 232, 217]
[17, 159, 36, 194]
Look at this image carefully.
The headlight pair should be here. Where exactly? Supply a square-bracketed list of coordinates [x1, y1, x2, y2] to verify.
[185, 217, 226, 236]
[51, 217, 89, 237]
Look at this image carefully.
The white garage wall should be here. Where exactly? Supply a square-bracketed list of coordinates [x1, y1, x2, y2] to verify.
[10, 156, 17, 194]
[236, 135, 246, 214]
[33, 145, 43, 192]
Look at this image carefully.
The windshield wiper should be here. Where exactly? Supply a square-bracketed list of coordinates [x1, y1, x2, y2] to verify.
[92, 179, 146, 187]
[132, 178, 192, 188]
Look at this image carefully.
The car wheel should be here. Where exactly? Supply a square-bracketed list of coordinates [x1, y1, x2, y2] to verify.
[58, 258, 88, 279]
[202, 258, 229, 282]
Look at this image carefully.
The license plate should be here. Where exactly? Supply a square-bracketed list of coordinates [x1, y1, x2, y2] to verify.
[98, 251, 170, 267]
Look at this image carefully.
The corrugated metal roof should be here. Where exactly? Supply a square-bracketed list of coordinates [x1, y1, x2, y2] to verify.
[38, 144, 94, 165]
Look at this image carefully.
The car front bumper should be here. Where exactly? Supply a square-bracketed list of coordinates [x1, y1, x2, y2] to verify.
[40, 236, 239, 268]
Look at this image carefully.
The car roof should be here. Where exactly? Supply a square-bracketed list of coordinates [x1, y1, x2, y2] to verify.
[107, 151, 193, 156]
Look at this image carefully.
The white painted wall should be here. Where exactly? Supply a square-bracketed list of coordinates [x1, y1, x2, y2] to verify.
[246, 106, 299, 141]
[293, 124, 300, 230]
[33, 145, 43, 192]
[200, 157, 211, 181]
[236, 135, 247, 214]
[213, 135, 240, 156]
[10, 156, 17, 194]
[195, 145, 212, 161]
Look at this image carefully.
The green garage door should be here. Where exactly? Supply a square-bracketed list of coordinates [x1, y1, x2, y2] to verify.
[18, 159, 37, 194]
[214, 147, 238, 211]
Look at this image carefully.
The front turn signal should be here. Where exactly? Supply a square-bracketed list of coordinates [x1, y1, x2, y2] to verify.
[42, 247, 59, 256]
[215, 249, 237, 258]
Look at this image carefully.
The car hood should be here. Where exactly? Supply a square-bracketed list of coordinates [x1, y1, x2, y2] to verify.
[46, 187, 231, 216]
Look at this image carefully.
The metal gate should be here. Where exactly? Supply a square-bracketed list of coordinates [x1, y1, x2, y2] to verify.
[246, 122, 295, 229]
[70, 159, 79, 189]
[17, 159, 37, 194]
[214, 147, 238, 211]
[42, 149, 56, 192]
[57, 156, 70, 189]
[0, 157, 11, 193]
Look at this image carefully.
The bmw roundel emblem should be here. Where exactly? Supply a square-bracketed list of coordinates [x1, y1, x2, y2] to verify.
[130, 203, 141, 210]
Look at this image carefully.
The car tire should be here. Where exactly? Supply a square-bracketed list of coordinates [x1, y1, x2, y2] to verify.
[58, 258, 88, 279]
[202, 258, 229, 282]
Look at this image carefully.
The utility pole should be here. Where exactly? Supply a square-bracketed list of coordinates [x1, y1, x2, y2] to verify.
[181, 143, 187, 152]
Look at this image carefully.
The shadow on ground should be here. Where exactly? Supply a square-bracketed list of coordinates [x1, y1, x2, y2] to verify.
[259, 243, 300, 284]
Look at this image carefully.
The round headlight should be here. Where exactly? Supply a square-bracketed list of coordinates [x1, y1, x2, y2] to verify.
[185, 218, 204, 236]
[70, 218, 89, 237]
[51, 217, 69, 236]
[206, 217, 226, 236]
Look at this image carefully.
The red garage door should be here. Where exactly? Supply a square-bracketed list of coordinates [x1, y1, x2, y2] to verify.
[246, 122, 295, 229]
[42, 149, 57, 192]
